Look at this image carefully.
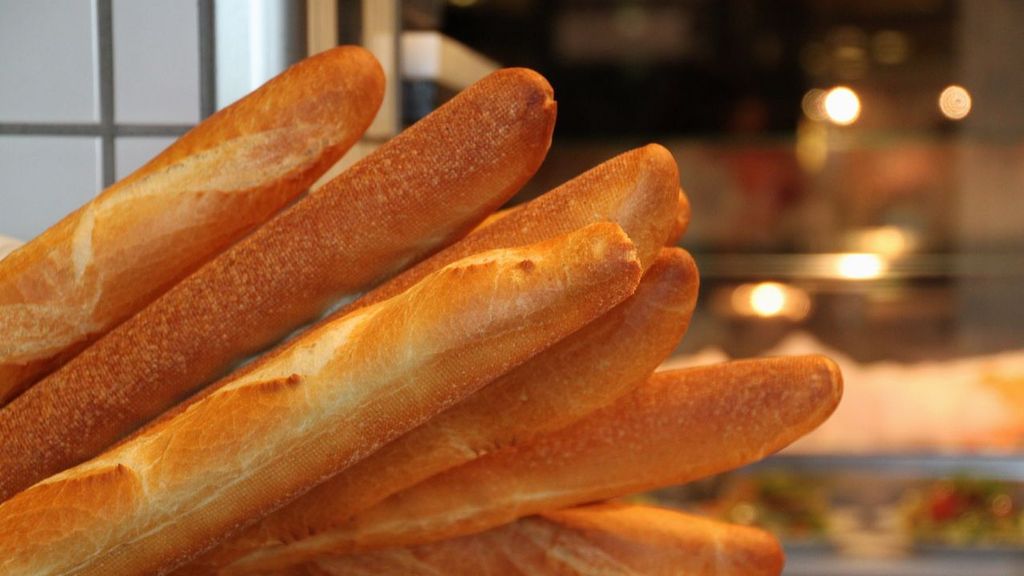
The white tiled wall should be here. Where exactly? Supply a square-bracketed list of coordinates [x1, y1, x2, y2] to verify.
[112, 0, 201, 123]
[0, 1, 202, 241]
[0, 136, 101, 241]
[0, 0, 99, 122]
[0, 1, 305, 242]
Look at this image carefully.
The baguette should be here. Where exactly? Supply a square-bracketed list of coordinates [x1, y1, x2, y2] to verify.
[183, 247, 698, 574]
[0, 222, 642, 576]
[298, 503, 784, 576]
[220, 143, 681, 391]
[0, 46, 384, 405]
[325, 143, 683, 320]
[231, 356, 840, 571]
[0, 67, 557, 502]
[667, 189, 691, 245]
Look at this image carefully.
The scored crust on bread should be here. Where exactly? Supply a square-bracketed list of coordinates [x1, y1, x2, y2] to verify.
[225, 356, 840, 572]
[0, 67, 557, 502]
[179, 247, 699, 574]
[0, 46, 385, 405]
[0, 222, 643, 576]
[295, 503, 784, 576]
[216, 143, 683, 402]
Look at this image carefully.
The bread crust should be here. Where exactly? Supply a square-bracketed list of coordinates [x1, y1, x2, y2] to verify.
[0, 67, 557, 502]
[666, 189, 691, 245]
[298, 503, 784, 576]
[180, 247, 698, 574]
[234, 356, 840, 569]
[0, 46, 384, 404]
[0, 223, 641, 576]
[327, 143, 683, 321]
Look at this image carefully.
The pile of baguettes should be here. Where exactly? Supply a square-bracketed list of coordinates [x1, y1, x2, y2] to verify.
[0, 46, 842, 575]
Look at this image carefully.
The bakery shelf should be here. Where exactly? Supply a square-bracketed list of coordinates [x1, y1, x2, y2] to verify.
[691, 253, 1024, 281]
[784, 549, 1024, 576]
[749, 453, 1024, 481]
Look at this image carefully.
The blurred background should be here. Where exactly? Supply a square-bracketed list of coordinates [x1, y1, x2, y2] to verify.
[1, 1, 1023, 573]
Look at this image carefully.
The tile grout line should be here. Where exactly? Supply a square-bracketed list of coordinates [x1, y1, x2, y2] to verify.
[0, 124, 193, 136]
[96, 0, 116, 187]
[198, 0, 216, 119]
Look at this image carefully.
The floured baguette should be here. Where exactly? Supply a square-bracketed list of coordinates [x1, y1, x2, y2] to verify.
[226, 356, 840, 572]
[181, 247, 699, 575]
[0, 46, 384, 405]
[0, 67, 557, 502]
[0, 222, 642, 576]
[297, 503, 784, 576]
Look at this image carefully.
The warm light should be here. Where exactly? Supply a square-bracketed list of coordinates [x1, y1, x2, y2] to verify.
[848, 226, 918, 255]
[730, 282, 811, 320]
[836, 253, 886, 280]
[449, 0, 478, 7]
[939, 85, 972, 120]
[796, 120, 828, 172]
[823, 86, 861, 126]
[801, 89, 827, 121]
[750, 282, 787, 317]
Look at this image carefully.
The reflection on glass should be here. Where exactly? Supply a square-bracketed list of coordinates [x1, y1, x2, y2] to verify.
[939, 85, 972, 120]
[835, 253, 886, 280]
[731, 282, 811, 321]
[801, 88, 827, 122]
[823, 86, 861, 126]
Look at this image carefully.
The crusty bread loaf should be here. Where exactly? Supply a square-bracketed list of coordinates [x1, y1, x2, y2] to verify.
[229, 356, 840, 571]
[297, 503, 784, 576]
[667, 189, 691, 245]
[0, 236, 21, 261]
[0, 46, 384, 405]
[0, 67, 557, 502]
[181, 247, 698, 575]
[325, 143, 683, 320]
[0, 223, 642, 576]
[217, 143, 681, 396]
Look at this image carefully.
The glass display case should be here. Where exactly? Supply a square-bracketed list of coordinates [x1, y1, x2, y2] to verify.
[427, 0, 1024, 573]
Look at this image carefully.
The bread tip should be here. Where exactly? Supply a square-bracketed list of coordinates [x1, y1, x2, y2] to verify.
[817, 354, 844, 412]
[483, 68, 557, 127]
[638, 143, 680, 181]
[322, 45, 386, 97]
[651, 247, 700, 297]
[497, 67, 555, 101]
[667, 188, 691, 244]
[757, 528, 786, 576]
[639, 142, 673, 161]
[723, 522, 786, 576]
[790, 354, 844, 420]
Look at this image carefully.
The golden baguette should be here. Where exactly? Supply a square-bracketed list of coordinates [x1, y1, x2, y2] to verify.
[182, 247, 699, 574]
[326, 143, 683, 320]
[127, 145, 679, 458]
[667, 189, 691, 245]
[0, 46, 384, 405]
[220, 144, 682, 394]
[0, 67, 557, 502]
[297, 503, 784, 576]
[229, 356, 840, 571]
[0, 222, 642, 576]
